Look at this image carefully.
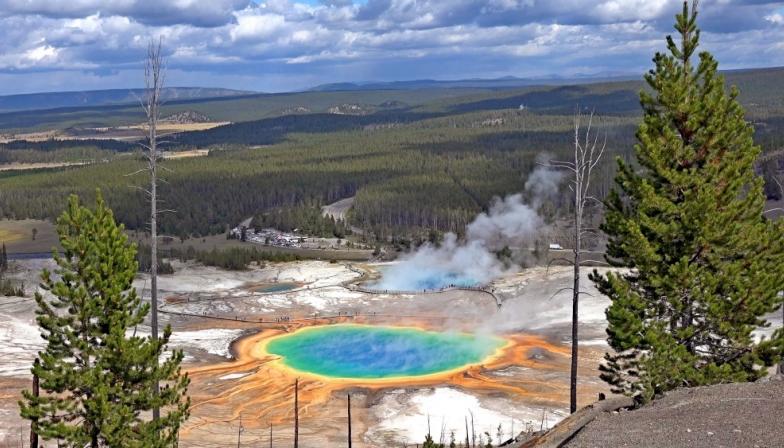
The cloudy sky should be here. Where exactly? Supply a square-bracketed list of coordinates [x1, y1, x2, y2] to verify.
[0, 0, 783, 94]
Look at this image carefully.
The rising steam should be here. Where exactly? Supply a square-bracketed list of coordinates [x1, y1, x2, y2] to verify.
[373, 166, 564, 292]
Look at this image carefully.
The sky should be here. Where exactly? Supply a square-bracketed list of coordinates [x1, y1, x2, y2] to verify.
[0, 0, 783, 95]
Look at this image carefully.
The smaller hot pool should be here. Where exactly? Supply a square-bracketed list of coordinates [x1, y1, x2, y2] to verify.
[260, 283, 299, 293]
[251, 282, 300, 293]
[264, 324, 505, 379]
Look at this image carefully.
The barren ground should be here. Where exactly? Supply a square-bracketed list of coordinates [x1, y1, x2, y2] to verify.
[0, 220, 58, 254]
[0, 259, 615, 447]
[566, 377, 784, 448]
[322, 197, 355, 221]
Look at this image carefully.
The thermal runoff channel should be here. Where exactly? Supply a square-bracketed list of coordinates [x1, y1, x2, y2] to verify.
[264, 325, 505, 379]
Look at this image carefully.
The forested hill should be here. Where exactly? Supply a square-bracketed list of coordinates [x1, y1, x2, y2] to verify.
[0, 66, 781, 240]
[0, 87, 254, 113]
[169, 66, 784, 148]
[0, 88, 488, 132]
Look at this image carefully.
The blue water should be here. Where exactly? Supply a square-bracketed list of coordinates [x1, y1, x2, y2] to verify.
[409, 271, 479, 290]
[259, 283, 298, 293]
[266, 324, 504, 379]
[370, 266, 479, 291]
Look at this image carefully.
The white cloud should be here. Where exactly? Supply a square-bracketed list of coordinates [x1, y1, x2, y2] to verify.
[24, 44, 59, 62]
[0, 0, 782, 93]
[593, 0, 677, 22]
[765, 12, 784, 25]
[0, 0, 251, 27]
[230, 13, 287, 41]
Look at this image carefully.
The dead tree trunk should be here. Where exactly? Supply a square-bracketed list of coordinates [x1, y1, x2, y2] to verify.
[347, 393, 352, 448]
[237, 414, 243, 448]
[547, 110, 605, 414]
[470, 411, 475, 448]
[571, 211, 580, 414]
[464, 416, 470, 448]
[142, 38, 165, 423]
[294, 378, 299, 448]
[29, 359, 39, 448]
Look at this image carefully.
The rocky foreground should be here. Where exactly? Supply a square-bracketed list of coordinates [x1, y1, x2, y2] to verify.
[521, 375, 784, 448]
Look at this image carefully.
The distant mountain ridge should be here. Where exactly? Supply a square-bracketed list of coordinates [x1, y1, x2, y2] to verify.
[2, 66, 782, 132]
[308, 67, 784, 92]
[309, 74, 641, 91]
[0, 87, 255, 113]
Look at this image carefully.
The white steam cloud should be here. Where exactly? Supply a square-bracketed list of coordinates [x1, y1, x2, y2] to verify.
[373, 165, 564, 292]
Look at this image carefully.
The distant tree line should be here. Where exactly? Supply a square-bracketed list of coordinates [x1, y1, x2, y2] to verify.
[137, 244, 302, 271]
[255, 204, 350, 238]
[1, 138, 134, 152]
[136, 243, 175, 274]
[165, 246, 301, 270]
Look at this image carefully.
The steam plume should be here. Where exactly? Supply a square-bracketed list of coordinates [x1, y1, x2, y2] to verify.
[373, 166, 564, 291]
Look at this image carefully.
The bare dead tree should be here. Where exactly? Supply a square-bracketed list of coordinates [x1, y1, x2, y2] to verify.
[347, 393, 352, 448]
[294, 378, 299, 448]
[141, 38, 165, 422]
[469, 410, 475, 448]
[464, 416, 470, 448]
[545, 109, 605, 413]
[30, 359, 39, 448]
[237, 414, 243, 448]
[510, 419, 514, 443]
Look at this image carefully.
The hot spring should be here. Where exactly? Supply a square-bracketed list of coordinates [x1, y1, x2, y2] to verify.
[369, 265, 480, 292]
[250, 282, 301, 293]
[264, 324, 505, 379]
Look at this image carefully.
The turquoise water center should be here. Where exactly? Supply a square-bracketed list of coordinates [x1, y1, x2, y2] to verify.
[369, 265, 479, 291]
[265, 324, 505, 379]
[258, 282, 298, 293]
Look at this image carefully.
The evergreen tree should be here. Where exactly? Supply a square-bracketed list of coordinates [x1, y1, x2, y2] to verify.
[0, 242, 7, 272]
[591, 1, 784, 403]
[422, 433, 441, 448]
[19, 193, 189, 447]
